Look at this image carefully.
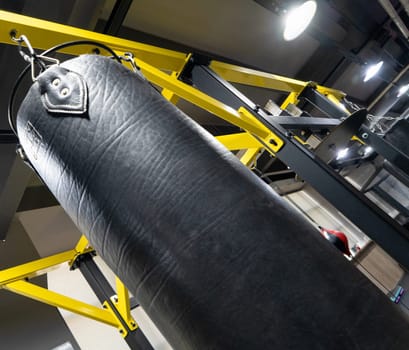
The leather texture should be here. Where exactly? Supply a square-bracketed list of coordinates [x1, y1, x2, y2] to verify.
[17, 55, 409, 349]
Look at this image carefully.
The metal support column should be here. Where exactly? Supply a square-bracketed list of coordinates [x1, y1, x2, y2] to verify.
[77, 254, 153, 350]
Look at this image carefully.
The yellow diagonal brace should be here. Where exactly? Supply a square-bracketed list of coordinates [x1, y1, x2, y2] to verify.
[240, 148, 261, 167]
[5, 280, 119, 327]
[112, 277, 137, 331]
[0, 249, 75, 286]
[216, 133, 261, 150]
[162, 54, 192, 104]
[237, 107, 284, 153]
[75, 235, 90, 253]
[210, 61, 346, 100]
[135, 58, 269, 138]
[280, 91, 300, 110]
[0, 10, 186, 71]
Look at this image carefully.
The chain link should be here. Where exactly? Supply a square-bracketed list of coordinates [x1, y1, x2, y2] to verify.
[343, 97, 403, 135]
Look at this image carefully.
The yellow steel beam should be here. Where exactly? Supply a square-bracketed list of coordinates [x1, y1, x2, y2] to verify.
[0, 10, 346, 142]
[0, 249, 75, 285]
[280, 91, 300, 110]
[237, 107, 284, 154]
[113, 277, 137, 331]
[75, 234, 90, 253]
[0, 11, 345, 99]
[216, 132, 262, 150]
[210, 61, 346, 100]
[162, 53, 192, 104]
[135, 58, 270, 137]
[5, 280, 119, 328]
[161, 72, 182, 104]
[240, 148, 261, 167]
[0, 10, 186, 71]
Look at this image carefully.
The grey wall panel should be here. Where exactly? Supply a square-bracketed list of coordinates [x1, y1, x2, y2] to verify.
[0, 218, 80, 350]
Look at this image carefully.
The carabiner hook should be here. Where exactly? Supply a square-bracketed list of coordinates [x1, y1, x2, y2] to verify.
[11, 33, 36, 64]
[10, 32, 60, 81]
[121, 52, 140, 72]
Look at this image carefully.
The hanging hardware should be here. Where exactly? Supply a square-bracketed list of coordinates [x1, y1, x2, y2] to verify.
[10, 32, 59, 81]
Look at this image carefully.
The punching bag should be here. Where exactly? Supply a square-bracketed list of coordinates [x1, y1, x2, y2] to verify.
[16, 54, 409, 349]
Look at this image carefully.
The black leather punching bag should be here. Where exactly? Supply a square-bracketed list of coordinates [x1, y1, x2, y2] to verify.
[16, 55, 409, 349]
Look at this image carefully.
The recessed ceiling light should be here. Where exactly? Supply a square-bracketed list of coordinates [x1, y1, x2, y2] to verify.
[398, 84, 409, 97]
[283, 1, 317, 41]
[363, 61, 383, 82]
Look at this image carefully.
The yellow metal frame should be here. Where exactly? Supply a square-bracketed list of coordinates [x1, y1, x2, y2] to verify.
[0, 10, 349, 166]
[0, 9, 353, 336]
[0, 235, 137, 337]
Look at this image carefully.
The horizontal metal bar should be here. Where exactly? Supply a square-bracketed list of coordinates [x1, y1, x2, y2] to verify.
[267, 116, 340, 129]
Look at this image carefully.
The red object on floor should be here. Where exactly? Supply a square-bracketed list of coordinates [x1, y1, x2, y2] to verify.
[319, 227, 352, 256]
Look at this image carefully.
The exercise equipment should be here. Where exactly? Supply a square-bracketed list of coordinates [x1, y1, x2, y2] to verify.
[16, 54, 409, 349]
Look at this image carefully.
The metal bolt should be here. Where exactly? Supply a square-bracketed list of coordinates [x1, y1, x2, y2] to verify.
[61, 87, 69, 96]
[52, 78, 60, 87]
[362, 132, 368, 139]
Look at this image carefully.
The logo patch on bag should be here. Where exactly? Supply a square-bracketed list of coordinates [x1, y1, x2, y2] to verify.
[37, 66, 88, 115]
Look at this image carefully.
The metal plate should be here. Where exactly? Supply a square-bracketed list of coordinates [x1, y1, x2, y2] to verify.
[314, 109, 367, 163]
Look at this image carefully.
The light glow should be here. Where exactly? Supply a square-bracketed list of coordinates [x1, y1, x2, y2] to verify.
[398, 84, 409, 97]
[336, 148, 349, 160]
[364, 146, 373, 156]
[363, 61, 383, 82]
[283, 1, 317, 41]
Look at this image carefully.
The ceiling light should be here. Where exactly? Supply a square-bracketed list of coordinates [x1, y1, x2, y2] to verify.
[283, 1, 317, 41]
[363, 61, 383, 82]
[336, 148, 349, 160]
[398, 84, 409, 97]
[364, 146, 373, 156]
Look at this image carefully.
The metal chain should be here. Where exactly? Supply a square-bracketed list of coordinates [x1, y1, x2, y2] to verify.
[343, 97, 403, 135]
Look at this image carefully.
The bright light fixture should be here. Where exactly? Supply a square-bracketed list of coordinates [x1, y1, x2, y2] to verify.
[364, 146, 373, 156]
[336, 148, 349, 160]
[283, 1, 317, 41]
[363, 61, 383, 82]
[398, 84, 409, 97]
